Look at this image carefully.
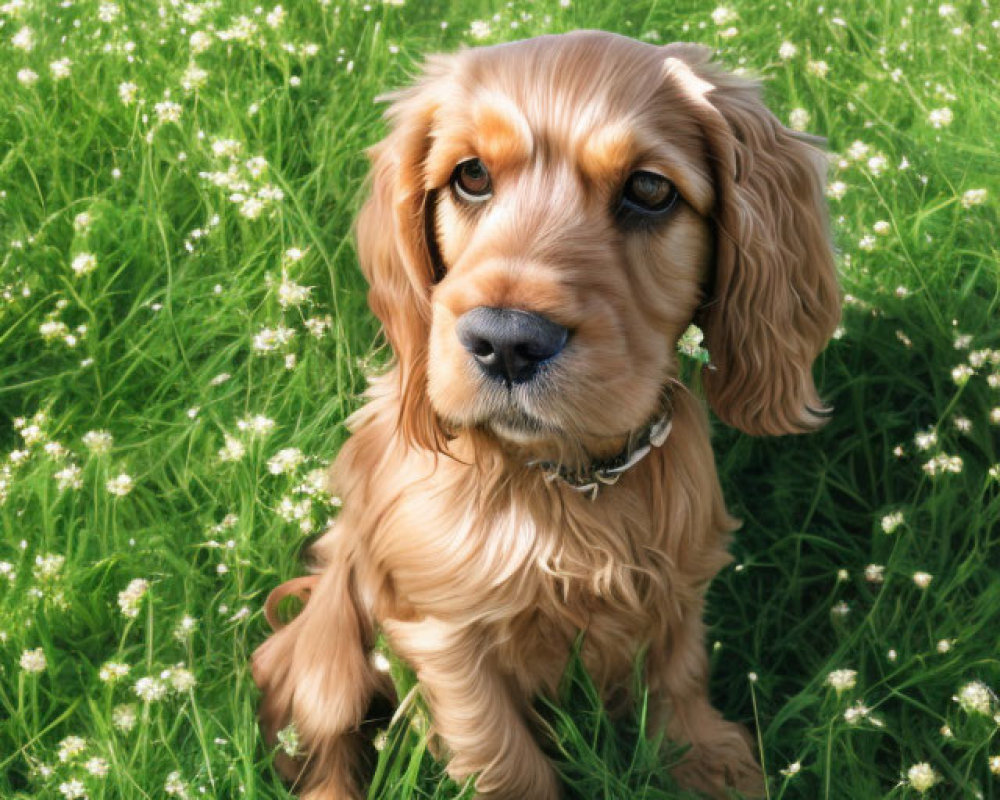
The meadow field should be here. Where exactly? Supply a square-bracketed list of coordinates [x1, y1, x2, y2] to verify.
[1, 0, 998, 797]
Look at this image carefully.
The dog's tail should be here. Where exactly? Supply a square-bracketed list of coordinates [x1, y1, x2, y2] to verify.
[252, 541, 378, 798]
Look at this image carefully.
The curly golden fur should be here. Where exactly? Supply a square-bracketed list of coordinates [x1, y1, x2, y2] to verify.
[252, 30, 840, 799]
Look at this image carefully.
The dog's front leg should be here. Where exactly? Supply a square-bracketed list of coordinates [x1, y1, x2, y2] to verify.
[383, 616, 560, 800]
[646, 608, 764, 799]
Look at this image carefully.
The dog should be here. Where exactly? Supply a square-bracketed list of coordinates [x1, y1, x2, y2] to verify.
[252, 30, 840, 799]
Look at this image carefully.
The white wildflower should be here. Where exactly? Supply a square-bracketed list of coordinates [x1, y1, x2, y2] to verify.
[34, 553, 65, 581]
[12, 25, 34, 51]
[864, 564, 885, 583]
[277, 271, 311, 308]
[239, 197, 264, 219]
[806, 59, 829, 78]
[237, 415, 275, 436]
[84, 757, 109, 777]
[277, 724, 300, 757]
[956, 680, 994, 715]
[112, 704, 137, 732]
[928, 107, 953, 128]
[711, 6, 738, 25]
[265, 4, 285, 27]
[99, 661, 131, 682]
[50, 58, 72, 80]
[40, 320, 70, 341]
[218, 434, 246, 462]
[468, 19, 491, 39]
[82, 430, 113, 454]
[58, 779, 87, 800]
[180, 64, 208, 93]
[912, 571, 933, 589]
[133, 676, 167, 702]
[826, 180, 847, 200]
[50, 459, 79, 489]
[788, 108, 810, 131]
[211, 139, 242, 159]
[906, 762, 938, 793]
[71, 253, 97, 277]
[98, 2, 119, 22]
[118, 81, 139, 105]
[843, 701, 871, 724]
[304, 315, 332, 338]
[825, 669, 857, 692]
[961, 189, 987, 208]
[154, 101, 182, 124]
[174, 614, 197, 641]
[165, 770, 188, 797]
[164, 665, 196, 692]
[106, 473, 134, 496]
[17, 68, 39, 85]
[846, 140, 869, 161]
[778, 41, 798, 60]
[252, 325, 295, 352]
[246, 156, 269, 178]
[117, 578, 148, 617]
[951, 364, 974, 385]
[268, 447, 304, 475]
[58, 736, 87, 762]
[20, 647, 47, 673]
[190, 30, 212, 53]
[922, 453, 963, 476]
[867, 154, 888, 175]
[881, 511, 904, 533]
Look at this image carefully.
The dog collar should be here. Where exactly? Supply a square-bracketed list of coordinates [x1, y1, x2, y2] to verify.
[527, 389, 674, 500]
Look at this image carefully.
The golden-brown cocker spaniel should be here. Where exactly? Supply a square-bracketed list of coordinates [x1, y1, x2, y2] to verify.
[252, 30, 840, 800]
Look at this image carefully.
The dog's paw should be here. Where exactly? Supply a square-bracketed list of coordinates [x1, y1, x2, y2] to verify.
[671, 722, 764, 799]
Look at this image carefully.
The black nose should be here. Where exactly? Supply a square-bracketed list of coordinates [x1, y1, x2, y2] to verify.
[456, 307, 569, 384]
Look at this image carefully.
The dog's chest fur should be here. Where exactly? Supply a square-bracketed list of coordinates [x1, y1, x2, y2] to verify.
[333, 385, 735, 695]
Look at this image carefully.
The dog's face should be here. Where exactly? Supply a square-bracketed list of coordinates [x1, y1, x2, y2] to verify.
[424, 48, 713, 450]
[357, 32, 840, 454]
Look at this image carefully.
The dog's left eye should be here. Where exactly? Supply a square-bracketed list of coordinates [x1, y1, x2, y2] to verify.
[617, 171, 678, 224]
[451, 159, 493, 204]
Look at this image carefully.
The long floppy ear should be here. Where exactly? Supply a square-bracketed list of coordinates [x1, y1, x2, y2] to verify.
[355, 56, 456, 451]
[664, 45, 841, 436]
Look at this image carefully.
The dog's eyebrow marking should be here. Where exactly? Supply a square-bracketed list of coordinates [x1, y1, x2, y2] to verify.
[472, 92, 533, 171]
[422, 92, 533, 190]
[578, 122, 714, 216]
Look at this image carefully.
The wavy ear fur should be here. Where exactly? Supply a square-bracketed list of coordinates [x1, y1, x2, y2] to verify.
[355, 56, 457, 451]
[665, 45, 841, 436]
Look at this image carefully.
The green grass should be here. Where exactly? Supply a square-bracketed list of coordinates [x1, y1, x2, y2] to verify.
[1, 0, 998, 798]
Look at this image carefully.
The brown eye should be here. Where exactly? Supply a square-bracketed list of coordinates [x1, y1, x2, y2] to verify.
[451, 158, 492, 203]
[618, 171, 677, 224]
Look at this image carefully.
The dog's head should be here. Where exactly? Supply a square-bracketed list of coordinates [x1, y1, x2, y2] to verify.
[356, 31, 840, 458]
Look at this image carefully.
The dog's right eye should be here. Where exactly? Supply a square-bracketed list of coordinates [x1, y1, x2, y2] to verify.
[451, 159, 493, 204]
